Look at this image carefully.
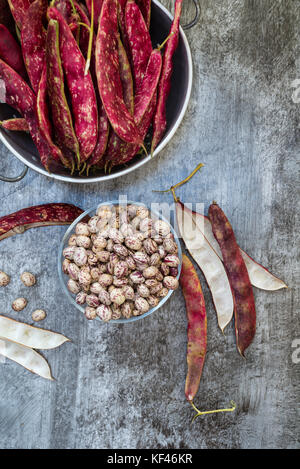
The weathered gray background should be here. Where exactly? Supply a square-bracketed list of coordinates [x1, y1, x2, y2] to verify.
[0, 0, 299, 449]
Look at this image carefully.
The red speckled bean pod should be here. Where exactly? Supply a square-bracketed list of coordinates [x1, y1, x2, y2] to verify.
[125, 0, 152, 92]
[48, 5, 98, 161]
[37, 63, 74, 170]
[151, 0, 182, 152]
[135, 0, 151, 29]
[0, 118, 29, 131]
[0, 58, 52, 170]
[179, 254, 207, 403]
[21, 0, 47, 93]
[0, 203, 83, 241]
[95, 0, 142, 145]
[7, 0, 32, 29]
[0, 24, 27, 79]
[85, 0, 104, 29]
[208, 202, 256, 356]
[46, 18, 80, 164]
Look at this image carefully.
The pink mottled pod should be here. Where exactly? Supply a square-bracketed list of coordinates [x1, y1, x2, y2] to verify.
[96, 304, 112, 322]
[73, 247, 88, 266]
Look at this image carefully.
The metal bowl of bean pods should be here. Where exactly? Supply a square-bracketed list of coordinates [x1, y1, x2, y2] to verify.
[58, 201, 182, 323]
[0, 0, 199, 183]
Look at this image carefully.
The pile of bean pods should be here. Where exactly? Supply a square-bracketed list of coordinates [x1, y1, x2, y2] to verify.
[0, 0, 182, 175]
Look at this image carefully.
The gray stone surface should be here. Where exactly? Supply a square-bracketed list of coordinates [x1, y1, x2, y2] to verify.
[0, 0, 299, 449]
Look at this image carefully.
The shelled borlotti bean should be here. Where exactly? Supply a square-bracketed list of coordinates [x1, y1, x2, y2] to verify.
[62, 204, 180, 322]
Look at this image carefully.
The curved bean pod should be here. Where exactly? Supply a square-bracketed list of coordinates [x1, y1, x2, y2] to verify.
[0, 24, 27, 79]
[0, 118, 29, 131]
[7, 0, 32, 29]
[208, 202, 256, 356]
[48, 5, 98, 161]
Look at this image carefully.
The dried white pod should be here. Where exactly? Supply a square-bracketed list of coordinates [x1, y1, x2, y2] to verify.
[129, 271, 145, 284]
[125, 235, 142, 251]
[143, 266, 159, 279]
[63, 246, 76, 260]
[68, 234, 78, 246]
[110, 288, 126, 306]
[76, 235, 91, 249]
[78, 269, 91, 286]
[154, 220, 170, 237]
[85, 306, 97, 320]
[143, 238, 158, 255]
[20, 272, 36, 287]
[76, 291, 87, 305]
[114, 260, 128, 278]
[68, 263, 80, 281]
[137, 283, 150, 298]
[96, 304, 112, 322]
[163, 276, 179, 290]
[31, 309, 47, 322]
[164, 254, 180, 267]
[122, 285, 135, 300]
[73, 247, 88, 266]
[121, 301, 133, 319]
[86, 294, 100, 308]
[96, 250, 110, 263]
[0, 271, 10, 287]
[135, 297, 149, 314]
[87, 215, 99, 233]
[12, 297, 27, 312]
[98, 273, 113, 287]
[75, 222, 90, 236]
[67, 279, 81, 295]
[113, 243, 128, 258]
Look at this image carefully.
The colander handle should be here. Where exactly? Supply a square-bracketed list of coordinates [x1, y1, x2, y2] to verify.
[182, 0, 201, 30]
[0, 163, 28, 182]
